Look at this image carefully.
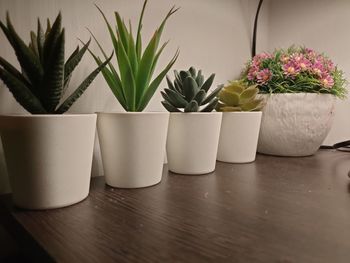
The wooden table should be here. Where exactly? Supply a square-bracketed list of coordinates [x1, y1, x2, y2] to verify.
[1, 150, 350, 263]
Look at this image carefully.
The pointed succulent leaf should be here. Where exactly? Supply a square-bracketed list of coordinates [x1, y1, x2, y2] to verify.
[240, 86, 259, 103]
[174, 70, 182, 84]
[166, 75, 175, 90]
[225, 82, 245, 94]
[161, 100, 181, 112]
[219, 89, 240, 106]
[179, 70, 191, 82]
[64, 39, 91, 85]
[95, 5, 118, 53]
[30, 31, 39, 57]
[184, 100, 199, 112]
[137, 49, 179, 111]
[189, 67, 196, 78]
[116, 37, 136, 111]
[55, 52, 113, 114]
[0, 68, 46, 113]
[164, 88, 188, 108]
[136, 0, 147, 60]
[114, 12, 129, 51]
[241, 99, 264, 111]
[0, 56, 30, 86]
[200, 73, 215, 92]
[201, 85, 222, 105]
[42, 29, 65, 112]
[195, 70, 204, 87]
[193, 89, 206, 105]
[200, 97, 218, 112]
[85, 29, 121, 88]
[1, 14, 43, 87]
[135, 31, 159, 105]
[183, 76, 198, 101]
[43, 13, 61, 69]
[88, 48, 127, 110]
[37, 19, 45, 61]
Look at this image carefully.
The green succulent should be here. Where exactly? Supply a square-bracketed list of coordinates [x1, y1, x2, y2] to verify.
[88, 0, 179, 112]
[0, 12, 111, 114]
[216, 81, 265, 112]
[161, 67, 222, 112]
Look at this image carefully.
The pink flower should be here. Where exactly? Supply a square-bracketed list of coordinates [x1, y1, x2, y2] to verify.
[247, 65, 259, 81]
[320, 74, 334, 88]
[280, 54, 290, 63]
[283, 62, 300, 77]
[256, 69, 272, 84]
[311, 61, 325, 77]
[252, 52, 273, 67]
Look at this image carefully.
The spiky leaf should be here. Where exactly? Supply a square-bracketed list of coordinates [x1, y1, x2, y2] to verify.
[55, 53, 113, 114]
[0, 68, 46, 113]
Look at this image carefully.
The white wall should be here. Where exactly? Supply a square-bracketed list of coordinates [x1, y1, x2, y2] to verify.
[0, 0, 264, 193]
[265, 0, 350, 144]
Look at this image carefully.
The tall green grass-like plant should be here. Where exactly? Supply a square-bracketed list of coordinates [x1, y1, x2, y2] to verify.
[89, 0, 179, 112]
[0, 13, 112, 114]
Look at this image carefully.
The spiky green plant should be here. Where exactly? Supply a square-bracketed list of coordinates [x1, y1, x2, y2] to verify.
[0, 12, 112, 114]
[161, 67, 222, 112]
[216, 80, 265, 112]
[88, 0, 179, 112]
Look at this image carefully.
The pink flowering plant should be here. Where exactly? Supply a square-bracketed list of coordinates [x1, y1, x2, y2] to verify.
[241, 46, 347, 98]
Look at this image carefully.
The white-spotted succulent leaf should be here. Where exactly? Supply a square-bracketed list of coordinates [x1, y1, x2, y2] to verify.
[216, 80, 265, 112]
[161, 67, 221, 112]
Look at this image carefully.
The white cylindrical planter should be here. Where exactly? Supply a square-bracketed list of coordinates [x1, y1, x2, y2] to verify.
[217, 112, 262, 163]
[166, 113, 222, 175]
[97, 112, 169, 188]
[0, 114, 97, 209]
[258, 93, 336, 156]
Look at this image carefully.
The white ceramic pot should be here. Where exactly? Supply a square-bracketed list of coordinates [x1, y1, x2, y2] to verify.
[0, 114, 97, 209]
[257, 93, 336, 156]
[217, 112, 262, 163]
[97, 112, 169, 188]
[166, 113, 222, 174]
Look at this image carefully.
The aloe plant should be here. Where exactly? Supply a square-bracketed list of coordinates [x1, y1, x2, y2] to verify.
[0, 12, 112, 114]
[88, 0, 179, 112]
[161, 67, 222, 112]
[216, 81, 264, 112]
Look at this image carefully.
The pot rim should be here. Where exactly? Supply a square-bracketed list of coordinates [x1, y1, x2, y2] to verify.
[258, 93, 335, 96]
[0, 113, 97, 118]
[96, 111, 169, 115]
[167, 112, 222, 115]
[221, 111, 262, 114]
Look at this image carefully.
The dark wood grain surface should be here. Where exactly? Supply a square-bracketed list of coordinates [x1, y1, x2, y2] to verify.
[1, 150, 350, 263]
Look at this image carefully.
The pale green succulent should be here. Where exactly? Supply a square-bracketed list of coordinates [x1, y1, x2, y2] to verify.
[216, 81, 264, 112]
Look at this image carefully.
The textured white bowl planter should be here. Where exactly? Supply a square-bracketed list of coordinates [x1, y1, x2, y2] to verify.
[166, 112, 222, 174]
[97, 112, 169, 188]
[0, 114, 97, 209]
[258, 93, 336, 156]
[217, 112, 262, 163]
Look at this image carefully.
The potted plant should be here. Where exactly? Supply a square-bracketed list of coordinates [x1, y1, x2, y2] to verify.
[161, 67, 222, 174]
[241, 46, 347, 156]
[0, 13, 111, 209]
[216, 81, 264, 163]
[89, 0, 179, 188]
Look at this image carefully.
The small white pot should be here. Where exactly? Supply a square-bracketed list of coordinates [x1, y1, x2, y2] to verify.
[97, 112, 169, 188]
[166, 112, 222, 174]
[217, 112, 262, 163]
[258, 93, 336, 156]
[0, 114, 97, 209]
